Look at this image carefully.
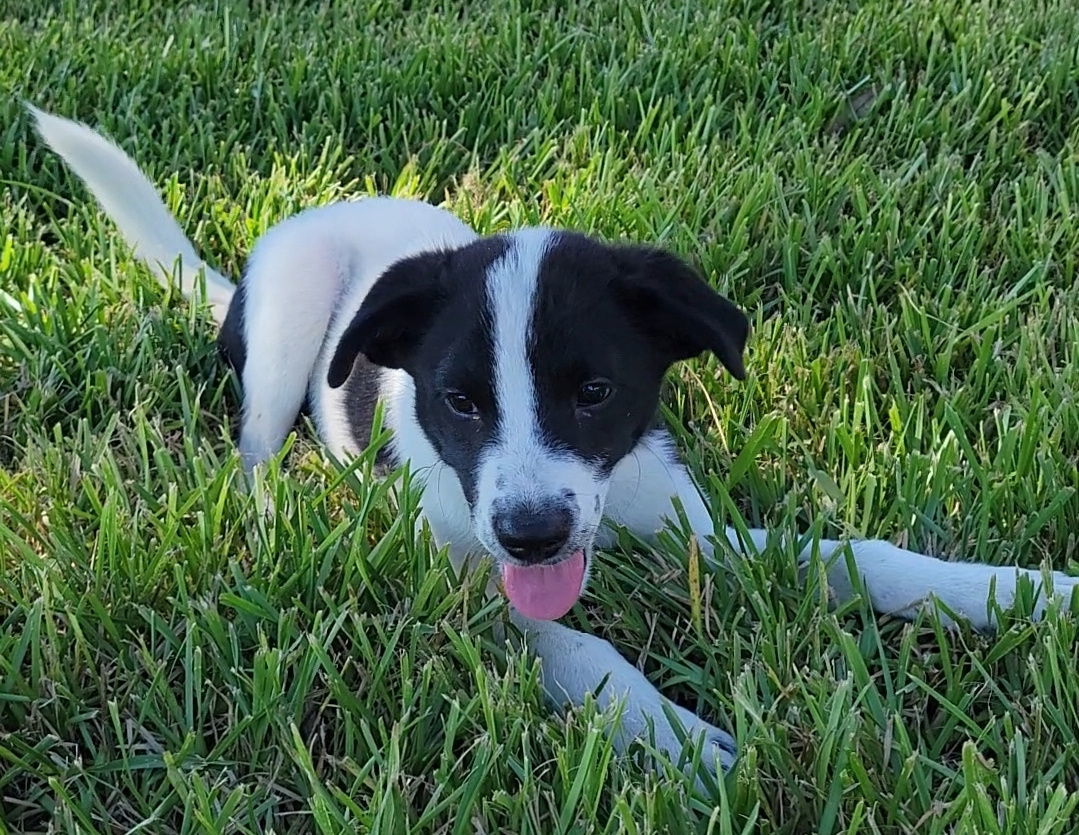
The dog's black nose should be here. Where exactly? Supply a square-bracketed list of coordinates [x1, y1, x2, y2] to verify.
[494, 506, 573, 564]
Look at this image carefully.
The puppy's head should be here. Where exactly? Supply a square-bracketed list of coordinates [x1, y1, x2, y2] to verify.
[328, 229, 748, 620]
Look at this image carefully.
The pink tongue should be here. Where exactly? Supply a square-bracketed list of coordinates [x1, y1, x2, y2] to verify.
[501, 550, 585, 620]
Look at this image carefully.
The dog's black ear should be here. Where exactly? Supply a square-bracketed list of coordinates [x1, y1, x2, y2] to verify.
[327, 251, 447, 387]
[612, 246, 749, 379]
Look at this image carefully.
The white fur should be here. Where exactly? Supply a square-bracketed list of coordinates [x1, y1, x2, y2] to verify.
[515, 429, 742, 771]
[473, 229, 609, 561]
[233, 199, 476, 469]
[33, 106, 1079, 786]
[29, 105, 235, 322]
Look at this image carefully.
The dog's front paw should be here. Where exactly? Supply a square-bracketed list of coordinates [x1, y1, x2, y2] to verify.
[1032, 570, 1079, 618]
[648, 702, 738, 778]
[974, 566, 1079, 629]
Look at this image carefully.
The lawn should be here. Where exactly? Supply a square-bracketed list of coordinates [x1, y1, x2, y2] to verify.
[3, 0, 1079, 831]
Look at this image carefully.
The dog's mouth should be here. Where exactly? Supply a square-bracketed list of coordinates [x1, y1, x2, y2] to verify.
[499, 549, 587, 621]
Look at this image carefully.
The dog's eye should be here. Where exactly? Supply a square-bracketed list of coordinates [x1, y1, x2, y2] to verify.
[576, 380, 613, 409]
[444, 392, 480, 418]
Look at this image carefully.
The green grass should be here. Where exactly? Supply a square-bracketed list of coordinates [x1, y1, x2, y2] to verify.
[3, 0, 1079, 831]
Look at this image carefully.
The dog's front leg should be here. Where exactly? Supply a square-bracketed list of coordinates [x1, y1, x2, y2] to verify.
[607, 430, 1078, 630]
[510, 611, 737, 775]
[777, 536, 1079, 630]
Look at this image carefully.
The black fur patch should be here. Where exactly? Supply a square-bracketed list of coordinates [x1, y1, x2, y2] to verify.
[217, 280, 247, 374]
[526, 232, 673, 475]
[329, 237, 509, 502]
[343, 352, 391, 465]
[526, 232, 747, 475]
[406, 238, 508, 504]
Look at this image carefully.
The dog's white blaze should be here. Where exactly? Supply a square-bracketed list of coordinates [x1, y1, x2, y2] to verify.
[474, 229, 608, 561]
[487, 228, 550, 467]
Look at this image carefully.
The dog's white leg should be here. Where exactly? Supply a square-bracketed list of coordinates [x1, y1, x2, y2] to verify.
[236, 230, 348, 470]
[776, 537, 1079, 630]
[511, 611, 737, 775]
[605, 430, 1079, 630]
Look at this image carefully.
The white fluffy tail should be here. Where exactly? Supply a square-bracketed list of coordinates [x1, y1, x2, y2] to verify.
[29, 104, 235, 325]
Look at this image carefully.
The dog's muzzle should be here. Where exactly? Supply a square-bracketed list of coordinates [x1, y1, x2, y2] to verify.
[491, 501, 588, 620]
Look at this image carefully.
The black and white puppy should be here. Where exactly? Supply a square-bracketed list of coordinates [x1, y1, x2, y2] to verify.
[31, 106, 1079, 777]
